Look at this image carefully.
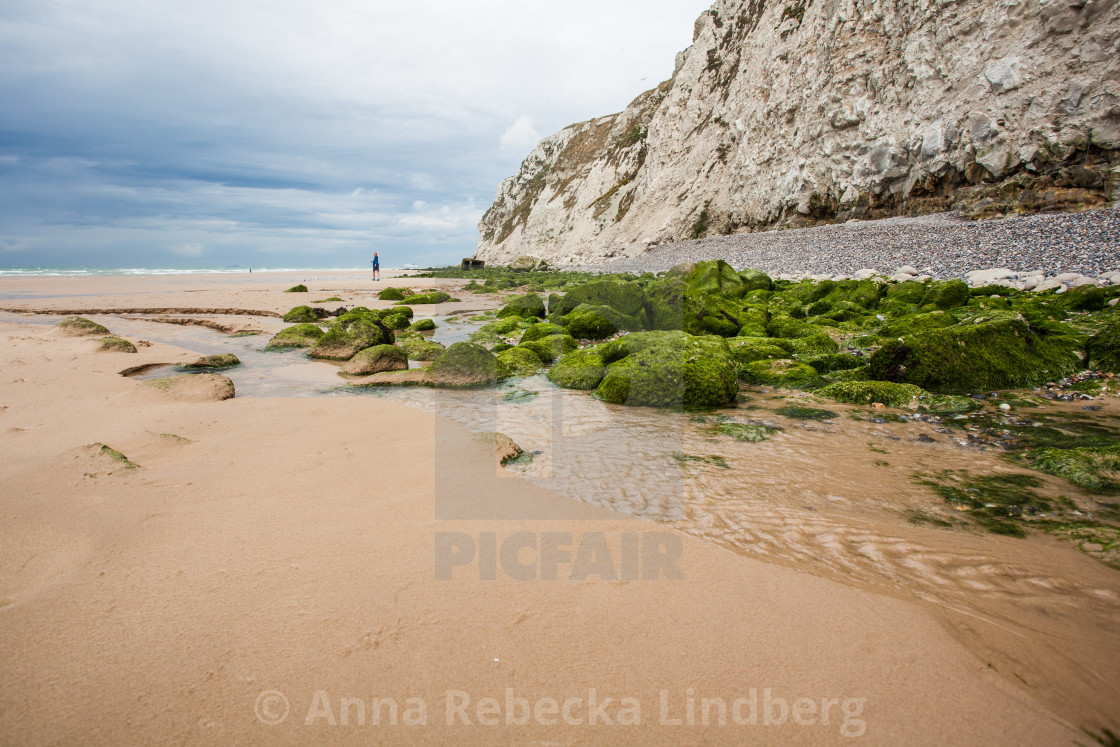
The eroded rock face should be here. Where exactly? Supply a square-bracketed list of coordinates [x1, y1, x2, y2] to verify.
[476, 0, 1120, 266]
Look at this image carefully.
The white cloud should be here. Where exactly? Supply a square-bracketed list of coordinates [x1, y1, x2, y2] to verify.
[170, 242, 204, 257]
[500, 115, 541, 154]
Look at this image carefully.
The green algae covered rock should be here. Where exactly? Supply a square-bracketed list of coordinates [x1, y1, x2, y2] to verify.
[878, 310, 958, 338]
[921, 280, 969, 310]
[519, 335, 578, 364]
[548, 347, 607, 390]
[409, 318, 436, 332]
[400, 291, 450, 305]
[427, 342, 510, 386]
[379, 310, 413, 330]
[885, 281, 929, 305]
[97, 336, 137, 353]
[645, 260, 771, 338]
[308, 315, 394, 360]
[397, 336, 445, 361]
[593, 331, 738, 408]
[553, 278, 646, 317]
[282, 305, 319, 323]
[802, 353, 866, 374]
[817, 381, 925, 408]
[265, 323, 325, 350]
[561, 303, 638, 340]
[497, 292, 547, 319]
[497, 346, 544, 377]
[1087, 321, 1120, 372]
[739, 359, 822, 388]
[728, 337, 791, 365]
[519, 322, 567, 344]
[916, 394, 983, 414]
[57, 316, 110, 336]
[284, 284, 308, 293]
[785, 333, 840, 356]
[378, 286, 410, 301]
[182, 353, 241, 370]
[868, 314, 1081, 393]
[341, 344, 408, 375]
[738, 269, 774, 293]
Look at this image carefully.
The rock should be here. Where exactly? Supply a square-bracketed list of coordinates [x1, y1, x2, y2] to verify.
[265, 323, 325, 350]
[561, 304, 633, 340]
[508, 255, 538, 272]
[1033, 278, 1064, 292]
[497, 292, 547, 319]
[519, 322, 568, 344]
[141, 373, 235, 402]
[739, 359, 822, 388]
[399, 291, 450, 305]
[96, 336, 137, 353]
[593, 330, 738, 408]
[518, 335, 578, 364]
[472, 432, 524, 466]
[378, 287, 410, 301]
[426, 342, 510, 387]
[896, 265, 919, 276]
[284, 284, 308, 293]
[965, 268, 1017, 286]
[181, 353, 241, 370]
[1070, 276, 1098, 287]
[340, 344, 408, 375]
[647, 260, 770, 337]
[397, 336, 446, 361]
[553, 278, 647, 317]
[384, 305, 414, 320]
[496, 346, 544, 377]
[921, 280, 970, 309]
[547, 348, 608, 390]
[409, 318, 436, 332]
[817, 381, 925, 408]
[869, 314, 1081, 393]
[727, 337, 791, 365]
[853, 269, 878, 280]
[308, 313, 394, 360]
[282, 305, 319, 323]
[56, 316, 110, 336]
[1087, 321, 1120, 372]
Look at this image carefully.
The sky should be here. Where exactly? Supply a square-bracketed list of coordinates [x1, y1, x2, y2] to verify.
[0, 0, 711, 269]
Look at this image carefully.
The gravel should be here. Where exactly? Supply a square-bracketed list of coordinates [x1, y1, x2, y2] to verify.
[578, 208, 1120, 280]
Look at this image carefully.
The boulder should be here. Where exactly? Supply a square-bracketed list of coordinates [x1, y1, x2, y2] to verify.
[561, 304, 630, 340]
[547, 348, 608, 390]
[378, 287, 411, 301]
[56, 316, 110, 336]
[182, 353, 241, 370]
[497, 292, 547, 319]
[817, 381, 925, 407]
[738, 359, 822, 388]
[282, 305, 319, 323]
[340, 344, 409, 375]
[397, 336, 446, 361]
[518, 335, 578, 364]
[97, 336, 137, 353]
[409, 318, 436, 332]
[727, 337, 791, 365]
[497, 346, 544, 377]
[141, 373, 235, 402]
[921, 280, 970, 310]
[426, 342, 510, 386]
[284, 284, 308, 293]
[593, 330, 738, 408]
[472, 432, 524, 466]
[308, 315, 394, 360]
[400, 291, 450, 305]
[519, 322, 568, 344]
[869, 314, 1081, 393]
[509, 255, 538, 272]
[553, 279, 646, 317]
[264, 323, 325, 349]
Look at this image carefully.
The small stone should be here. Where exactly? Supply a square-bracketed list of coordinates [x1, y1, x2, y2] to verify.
[999, 403, 1011, 411]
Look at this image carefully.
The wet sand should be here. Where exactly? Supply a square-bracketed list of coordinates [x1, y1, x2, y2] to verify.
[0, 271, 1110, 744]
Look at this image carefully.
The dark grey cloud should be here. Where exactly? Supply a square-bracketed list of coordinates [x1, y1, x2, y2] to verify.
[0, 0, 710, 268]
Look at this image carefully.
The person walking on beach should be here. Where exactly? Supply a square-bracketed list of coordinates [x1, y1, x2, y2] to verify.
[371, 252, 381, 282]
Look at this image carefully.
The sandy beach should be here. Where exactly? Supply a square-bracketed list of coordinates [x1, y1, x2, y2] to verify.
[0, 271, 1110, 744]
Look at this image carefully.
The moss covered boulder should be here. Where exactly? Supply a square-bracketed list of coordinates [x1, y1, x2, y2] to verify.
[645, 260, 773, 338]
[739, 359, 822, 388]
[426, 342, 510, 387]
[593, 331, 738, 408]
[409, 318, 436, 332]
[97, 336, 137, 353]
[519, 335, 578, 364]
[56, 316, 110, 336]
[400, 291, 450, 305]
[182, 353, 241, 370]
[378, 287, 411, 301]
[921, 280, 969, 310]
[728, 337, 790, 365]
[548, 348, 608, 390]
[879, 310, 957, 338]
[561, 304, 631, 340]
[869, 314, 1081, 393]
[497, 346, 544, 377]
[282, 305, 319, 323]
[553, 278, 646, 317]
[284, 284, 308, 293]
[379, 310, 413, 330]
[397, 336, 445, 361]
[519, 322, 567, 344]
[265, 323, 325, 350]
[1087, 321, 1120, 372]
[340, 344, 408, 375]
[497, 292, 547, 319]
[308, 315, 394, 360]
[785, 333, 840, 356]
[817, 381, 925, 407]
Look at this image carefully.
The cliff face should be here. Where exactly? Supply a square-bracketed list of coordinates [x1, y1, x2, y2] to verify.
[476, 0, 1120, 266]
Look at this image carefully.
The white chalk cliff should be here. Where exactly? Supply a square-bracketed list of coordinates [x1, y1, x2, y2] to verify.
[476, 0, 1120, 266]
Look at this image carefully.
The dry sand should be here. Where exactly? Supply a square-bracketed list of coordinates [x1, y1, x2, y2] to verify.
[0, 272, 1099, 744]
